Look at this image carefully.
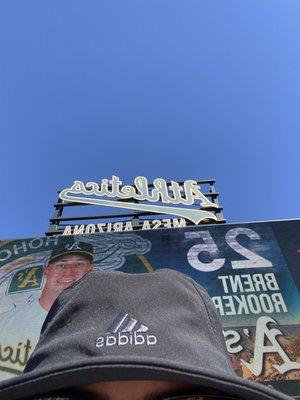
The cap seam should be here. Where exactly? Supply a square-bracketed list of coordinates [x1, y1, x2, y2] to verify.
[183, 275, 220, 343]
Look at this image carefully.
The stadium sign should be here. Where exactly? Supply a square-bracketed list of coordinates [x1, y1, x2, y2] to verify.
[1, 219, 300, 397]
[61, 218, 187, 235]
[59, 176, 219, 225]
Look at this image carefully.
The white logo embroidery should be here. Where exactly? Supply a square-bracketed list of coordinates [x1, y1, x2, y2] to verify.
[96, 312, 157, 348]
[65, 242, 82, 251]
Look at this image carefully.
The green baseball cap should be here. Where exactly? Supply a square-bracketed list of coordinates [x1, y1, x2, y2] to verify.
[48, 238, 94, 264]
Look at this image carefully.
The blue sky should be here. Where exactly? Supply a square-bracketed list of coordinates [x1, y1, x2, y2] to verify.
[0, 1, 299, 239]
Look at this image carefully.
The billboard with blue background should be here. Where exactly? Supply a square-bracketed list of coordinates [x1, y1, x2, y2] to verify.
[0, 219, 299, 396]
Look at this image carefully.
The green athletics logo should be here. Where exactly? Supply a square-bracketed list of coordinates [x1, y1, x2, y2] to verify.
[7, 266, 43, 294]
[0, 339, 32, 374]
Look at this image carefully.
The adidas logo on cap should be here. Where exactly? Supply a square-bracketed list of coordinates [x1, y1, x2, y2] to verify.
[96, 312, 157, 348]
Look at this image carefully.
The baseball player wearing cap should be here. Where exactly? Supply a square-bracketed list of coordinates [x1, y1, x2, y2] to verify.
[0, 239, 93, 381]
[0, 269, 293, 400]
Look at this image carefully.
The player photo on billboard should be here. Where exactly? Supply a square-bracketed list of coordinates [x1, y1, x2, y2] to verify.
[0, 238, 94, 380]
[0, 233, 151, 380]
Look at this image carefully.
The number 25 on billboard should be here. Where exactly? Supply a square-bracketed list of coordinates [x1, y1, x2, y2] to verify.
[187, 227, 272, 272]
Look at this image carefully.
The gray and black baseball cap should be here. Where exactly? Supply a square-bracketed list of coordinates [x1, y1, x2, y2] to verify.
[0, 270, 292, 400]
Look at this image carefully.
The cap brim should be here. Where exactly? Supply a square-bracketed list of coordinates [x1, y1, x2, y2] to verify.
[0, 357, 291, 400]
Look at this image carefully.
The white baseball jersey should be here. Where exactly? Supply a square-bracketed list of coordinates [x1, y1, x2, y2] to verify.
[0, 300, 47, 381]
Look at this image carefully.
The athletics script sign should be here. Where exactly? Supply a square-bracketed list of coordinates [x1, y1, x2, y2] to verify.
[58, 176, 220, 235]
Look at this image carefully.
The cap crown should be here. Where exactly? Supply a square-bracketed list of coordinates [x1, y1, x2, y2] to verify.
[25, 269, 233, 377]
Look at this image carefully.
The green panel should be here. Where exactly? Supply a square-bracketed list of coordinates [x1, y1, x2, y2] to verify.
[7, 266, 43, 294]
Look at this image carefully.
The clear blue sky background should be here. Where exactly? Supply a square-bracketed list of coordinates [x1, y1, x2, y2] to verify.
[0, 1, 299, 239]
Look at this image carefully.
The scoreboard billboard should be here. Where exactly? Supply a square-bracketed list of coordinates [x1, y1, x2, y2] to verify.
[0, 219, 299, 397]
